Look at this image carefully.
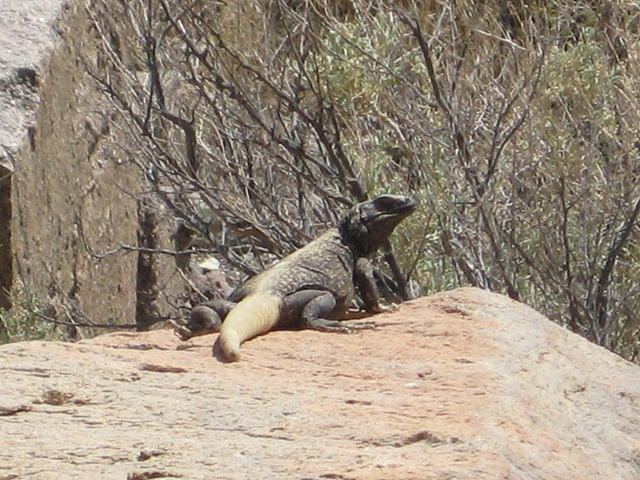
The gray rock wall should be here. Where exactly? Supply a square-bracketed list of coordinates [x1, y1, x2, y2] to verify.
[0, 0, 183, 334]
[0, 166, 10, 309]
[0, 0, 65, 310]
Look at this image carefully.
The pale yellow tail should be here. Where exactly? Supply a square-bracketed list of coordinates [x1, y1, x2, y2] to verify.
[218, 293, 281, 361]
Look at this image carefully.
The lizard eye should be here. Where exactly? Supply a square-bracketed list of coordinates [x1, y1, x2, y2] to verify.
[374, 195, 397, 212]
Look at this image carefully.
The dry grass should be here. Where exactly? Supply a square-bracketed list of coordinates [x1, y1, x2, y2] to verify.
[87, 0, 640, 360]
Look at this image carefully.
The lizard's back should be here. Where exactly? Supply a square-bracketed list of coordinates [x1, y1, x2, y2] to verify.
[230, 229, 356, 310]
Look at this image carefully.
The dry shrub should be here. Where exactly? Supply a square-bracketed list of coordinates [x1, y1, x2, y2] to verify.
[87, 0, 640, 360]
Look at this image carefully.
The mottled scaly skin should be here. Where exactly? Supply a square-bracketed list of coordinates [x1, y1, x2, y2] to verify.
[230, 230, 355, 327]
[177, 194, 417, 361]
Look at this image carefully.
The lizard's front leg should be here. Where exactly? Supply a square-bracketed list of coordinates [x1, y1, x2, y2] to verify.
[354, 257, 385, 313]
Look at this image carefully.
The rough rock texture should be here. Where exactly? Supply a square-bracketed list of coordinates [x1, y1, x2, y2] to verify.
[0, 0, 182, 328]
[1, 288, 639, 480]
[0, 0, 68, 308]
[0, 0, 65, 160]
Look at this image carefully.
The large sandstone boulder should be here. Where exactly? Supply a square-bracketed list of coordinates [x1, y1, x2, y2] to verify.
[1, 288, 639, 479]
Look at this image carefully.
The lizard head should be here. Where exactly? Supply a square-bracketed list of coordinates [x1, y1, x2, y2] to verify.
[339, 194, 417, 256]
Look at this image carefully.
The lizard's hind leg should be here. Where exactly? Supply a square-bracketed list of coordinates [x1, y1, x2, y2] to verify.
[301, 291, 375, 333]
[176, 299, 236, 340]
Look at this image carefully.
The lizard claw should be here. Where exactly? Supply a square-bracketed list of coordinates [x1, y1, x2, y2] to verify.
[306, 317, 376, 333]
[343, 321, 377, 331]
[172, 306, 222, 341]
[173, 324, 196, 341]
[371, 303, 399, 314]
[170, 318, 198, 341]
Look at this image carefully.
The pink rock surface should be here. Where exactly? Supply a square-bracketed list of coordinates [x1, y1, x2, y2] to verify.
[1, 288, 639, 479]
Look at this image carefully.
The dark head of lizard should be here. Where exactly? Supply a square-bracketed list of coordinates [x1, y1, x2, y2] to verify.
[339, 194, 417, 257]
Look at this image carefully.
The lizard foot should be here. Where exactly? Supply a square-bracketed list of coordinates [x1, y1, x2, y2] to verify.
[369, 303, 399, 314]
[173, 306, 222, 341]
[306, 318, 376, 333]
[342, 321, 377, 332]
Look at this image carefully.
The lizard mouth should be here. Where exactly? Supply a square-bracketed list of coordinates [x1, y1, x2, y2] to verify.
[393, 197, 417, 216]
[376, 196, 417, 220]
[367, 197, 417, 235]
